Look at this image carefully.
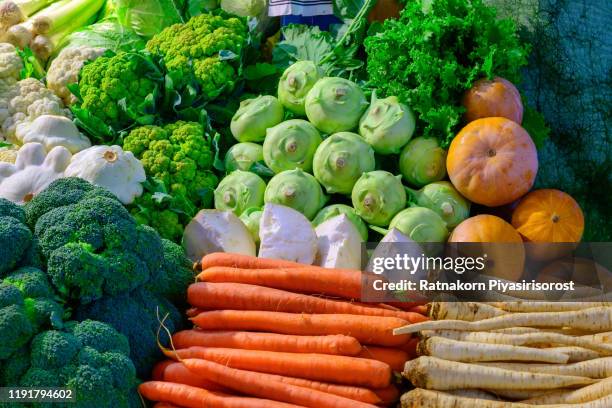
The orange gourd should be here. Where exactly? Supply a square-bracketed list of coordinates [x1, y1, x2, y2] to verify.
[512, 189, 584, 243]
[462, 77, 523, 124]
[449, 214, 525, 281]
[447, 117, 538, 207]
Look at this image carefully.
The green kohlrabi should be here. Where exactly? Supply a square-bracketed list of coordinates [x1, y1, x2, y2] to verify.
[313, 132, 375, 194]
[359, 95, 415, 154]
[263, 119, 322, 174]
[312, 204, 368, 241]
[231, 95, 284, 142]
[305, 77, 368, 134]
[224, 142, 264, 172]
[214, 170, 266, 216]
[407, 181, 470, 228]
[264, 168, 327, 219]
[399, 137, 447, 187]
[239, 207, 263, 244]
[388, 207, 449, 243]
[278, 60, 323, 116]
[351, 170, 406, 227]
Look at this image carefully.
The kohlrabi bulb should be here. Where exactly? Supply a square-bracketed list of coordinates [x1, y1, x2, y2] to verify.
[351, 170, 406, 227]
[239, 207, 263, 244]
[389, 207, 449, 243]
[214, 170, 266, 216]
[359, 95, 415, 154]
[312, 204, 369, 241]
[312, 132, 375, 194]
[305, 77, 369, 134]
[230, 95, 284, 142]
[278, 61, 323, 116]
[399, 137, 447, 187]
[264, 168, 327, 219]
[224, 142, 264, 172]
[263, 119, 322, 173]
[407, 181, 470, 228]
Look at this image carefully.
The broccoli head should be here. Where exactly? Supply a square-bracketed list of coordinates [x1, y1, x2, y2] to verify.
[0, 215, 32, 277]
[146, 13, 247, 100]
[0, 286, 33, 359]
[146, 239, 194, 304]
[74, 288, 183, 378]
[123, 121, 218, 241]
[11, 320, 137, 408]
[0, 197, 25, 221]
[72, 51, 162, 140]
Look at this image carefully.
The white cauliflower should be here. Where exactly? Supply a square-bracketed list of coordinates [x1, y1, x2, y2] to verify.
[0, 42, 22, 93]
[46, 46, 107, 105]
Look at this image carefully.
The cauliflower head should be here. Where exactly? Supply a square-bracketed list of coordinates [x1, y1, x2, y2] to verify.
[72, 51, 162, 140]
[123, 121, 218, 241]
[0, 43, 22, 86]
[46, 46, 107, 105]
[146, 13, 247, 99]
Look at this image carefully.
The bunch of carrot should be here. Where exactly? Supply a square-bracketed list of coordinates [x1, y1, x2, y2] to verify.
[139, 252, 429, 408]
[395, 301, 612, 407]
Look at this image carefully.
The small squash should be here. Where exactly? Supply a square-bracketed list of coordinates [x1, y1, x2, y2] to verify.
[15, 115, 91, 153]
[0, 142, 71, 204]
[512, 189, 584, 261]
[450, 214, 525, 281]
[462, 77, 523, 124]
[64, 145, 146, 205]
[447, 117, 538, 207]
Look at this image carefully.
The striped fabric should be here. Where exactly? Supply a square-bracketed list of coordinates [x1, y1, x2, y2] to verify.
[269, 0, 334, 17]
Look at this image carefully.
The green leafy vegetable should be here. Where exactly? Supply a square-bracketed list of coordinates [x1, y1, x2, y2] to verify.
[365, 0, 530, 146]
[115, 0, 184, 38]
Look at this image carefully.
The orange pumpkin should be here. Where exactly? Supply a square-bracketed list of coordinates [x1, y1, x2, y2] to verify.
[462, 77, 523, 124]
[512, 189, 584, 242]
[447, 117, 538, 207]
[450, 214, 525, 281]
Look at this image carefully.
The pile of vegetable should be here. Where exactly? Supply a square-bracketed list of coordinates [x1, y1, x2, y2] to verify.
[396, 301, 612, 407]
[139, 252, 429, 407]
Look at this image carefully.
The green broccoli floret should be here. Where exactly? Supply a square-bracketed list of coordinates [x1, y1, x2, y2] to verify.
[24, 177, 117, 228]
[123, 121, 218, 241]
[0, 284, 34, 359]
[146, 13, 247, 100]
[13, 320, 138, 408]
[4, 267, 54, 299]
[71, 51, 162, 140]
[147, 239, 194, 304]
[0, 216, 33, 277]
[0, 197, 25, 221]
[0, 346, 30, 386]
[75, 288, 183, 378]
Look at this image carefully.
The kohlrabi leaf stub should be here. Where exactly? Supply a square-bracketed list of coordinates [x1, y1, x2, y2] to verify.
[214, 170, 266, 216]
[278, 60, 323, 116]
[264, 168, 326, 220]
[305, 77, 369, 134]
[263, 119, 322, 174]
[313, 132, 375, 194]
[351, 170, 406, 227]
[230, 95, 284, 142]
[359, 95, 416, 154]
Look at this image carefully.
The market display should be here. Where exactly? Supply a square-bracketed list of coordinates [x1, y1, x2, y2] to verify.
[0, 0, 609, 407]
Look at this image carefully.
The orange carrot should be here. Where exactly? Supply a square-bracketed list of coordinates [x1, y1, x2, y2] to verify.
[197, 253, 307, 271]
[384, 301, 429, 311]
[139, 381, 298, 408]
[185, 307, 201, 318]
[160, 362, 231, 393]
[408, 305, 429, 315]
[191, 310, 411, 347]
[172, 330, 362, 356]
[165, 347, 392, 389]
[153, 403, 184, 408]
[373, 385, 400, 404]
[198, 266, 363, 299]
[152, 360, 174, 381]
[357, 346, 409, 372]
[181, 358, 378, 408]
[400, 337, 420, 359]
[187, 282, 428, 323]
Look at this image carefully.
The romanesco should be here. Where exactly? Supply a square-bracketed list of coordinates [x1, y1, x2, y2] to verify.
[123, 121, 218, 241]
[146, 13, 248, 100]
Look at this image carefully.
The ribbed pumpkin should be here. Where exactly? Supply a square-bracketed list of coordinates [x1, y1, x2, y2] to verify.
[462, 77, 523, 124]
[512, 189, 584, 242]
[447, 117, 538, 207]
[450, 214, 525, 281]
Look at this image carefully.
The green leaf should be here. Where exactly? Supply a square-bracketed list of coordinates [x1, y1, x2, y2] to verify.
[17, 48, 45, 80]
[115, 0, 184, 38]
[70, 106, 115, 143]
[212, 133, 225, 172]
[333, 0, 367, 19]
[249, 161, 275, 179]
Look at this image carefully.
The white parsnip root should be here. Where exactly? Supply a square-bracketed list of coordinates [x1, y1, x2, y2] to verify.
[476, 358, 612, 379]
[487, 302, 611, 313]
[429, 301, 506, 321]
[551, 347, 603, 363]
[522, 377, 612, 405]
[418, 336, 570, 363]
[395, 307, 612, 334]
[403, 356, 595, 390]
[419, 330, 612, 355]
